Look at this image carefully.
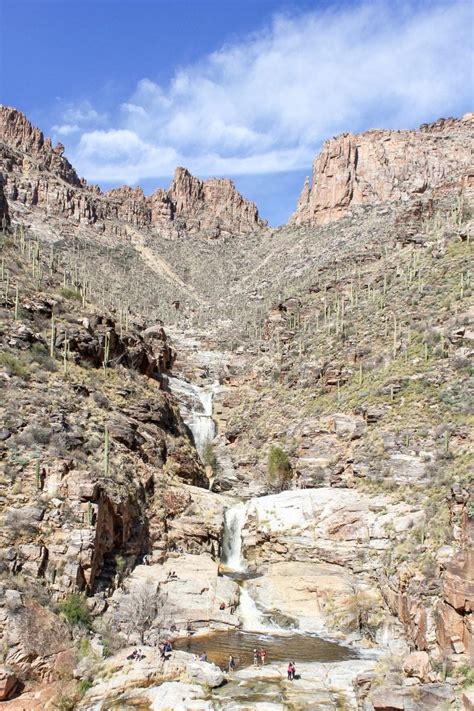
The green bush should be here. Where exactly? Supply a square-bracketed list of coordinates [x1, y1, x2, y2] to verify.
[59, 593, 91, 628]
[267, 445, 292, 490]
[77, 678, 93, 695]
[0, 352, 30, 379]
[60, 287, 81, 302]
[456, 662, 474, 687]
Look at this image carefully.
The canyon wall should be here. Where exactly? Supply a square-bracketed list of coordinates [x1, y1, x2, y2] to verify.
[0, 106, 266, 238]
[290, 114, 474, 226]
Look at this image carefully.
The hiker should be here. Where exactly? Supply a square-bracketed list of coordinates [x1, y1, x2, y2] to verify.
[219, 602, 226, 610]
[199, 652, 208, 662]
[287, 662, 295, 681]
[260, 648, 267, 665]
[253, 648, 259, 667]
[228, 655, 236, 672]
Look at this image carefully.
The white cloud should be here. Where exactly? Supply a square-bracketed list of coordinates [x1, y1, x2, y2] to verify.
[62, 100, 107, 126]
[56, 1, 472, 184]
[51, 123, 80, 136]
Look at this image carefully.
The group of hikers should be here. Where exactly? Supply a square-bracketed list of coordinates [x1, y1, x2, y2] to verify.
[127, 642, 298, 683]
[253, 647, 268, 666]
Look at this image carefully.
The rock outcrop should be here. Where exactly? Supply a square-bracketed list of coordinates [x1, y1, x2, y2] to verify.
[0, 106, 266, 238]
[290, 114, 474, 225]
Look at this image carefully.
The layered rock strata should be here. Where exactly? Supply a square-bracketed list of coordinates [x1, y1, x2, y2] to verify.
[291, 114, 474, 225]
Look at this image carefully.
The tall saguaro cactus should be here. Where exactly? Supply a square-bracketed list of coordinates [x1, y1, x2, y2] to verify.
[104, 426, 110, 476]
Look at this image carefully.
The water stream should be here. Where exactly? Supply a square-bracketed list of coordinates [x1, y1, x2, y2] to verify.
[170, 371, 361, 685]
[221, 502, 247, 571]
[166, 375, 217, 458]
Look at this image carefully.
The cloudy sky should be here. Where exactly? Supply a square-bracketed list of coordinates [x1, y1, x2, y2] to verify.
[1, 0, 472, 224]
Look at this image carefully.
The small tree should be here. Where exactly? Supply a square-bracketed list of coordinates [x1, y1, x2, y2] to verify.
[267, 445, 292, 491]
[116, 581, 159, 644]
[59, 593, 91, 629]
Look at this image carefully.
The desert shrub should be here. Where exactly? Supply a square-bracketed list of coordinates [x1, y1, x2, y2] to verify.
[77, 678, 93, 695]
[0, 352, 29, 379]
[267, 445, 292, 490]
[27, 342, 57, 371]
[456, 663, 474, 687]
[59, 593, 91, 629]
[52, 692, 76, 711]
[60, 287, 81, 301]
[92, 391, 110, 409]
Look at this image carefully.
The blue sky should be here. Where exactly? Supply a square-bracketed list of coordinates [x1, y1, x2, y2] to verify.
[1, 0, 472, 225]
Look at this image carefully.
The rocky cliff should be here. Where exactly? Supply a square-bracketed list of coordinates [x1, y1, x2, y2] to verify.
[0, 106, 266, 239]
[290, 115, 474, 225]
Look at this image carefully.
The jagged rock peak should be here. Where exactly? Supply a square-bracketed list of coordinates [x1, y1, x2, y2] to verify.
[0, 105, 46, 153]
[0, 105, 83, 188]
[0, 106, 266, 238]
[166, 166, 267, 234]
[290, 114, 474, 226]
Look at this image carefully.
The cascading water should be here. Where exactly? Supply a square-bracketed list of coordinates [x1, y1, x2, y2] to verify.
[221, 503, 283, 633]
[221, 503, 247, 571]
[166, 376, 217, 458]
[238, 587, 275, 633]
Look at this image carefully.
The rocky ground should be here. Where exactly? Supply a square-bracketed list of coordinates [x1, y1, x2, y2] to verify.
[0, 108, 472, 709]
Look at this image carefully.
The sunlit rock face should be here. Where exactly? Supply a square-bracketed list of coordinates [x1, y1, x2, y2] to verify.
[290, 114, 474, 226]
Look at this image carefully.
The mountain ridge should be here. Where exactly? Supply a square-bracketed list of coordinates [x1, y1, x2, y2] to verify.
[0, 106, 266, 240]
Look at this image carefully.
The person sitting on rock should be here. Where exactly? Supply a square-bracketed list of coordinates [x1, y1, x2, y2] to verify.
[199, 652, 208, 662]
[219, 601, 226, 610]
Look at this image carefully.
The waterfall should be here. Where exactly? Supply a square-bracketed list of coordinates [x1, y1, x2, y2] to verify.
[238, 587, 267, 631]
[167, 376, 217, 458]
[238, 585, 285, 634]
[221, 502, 247, 571]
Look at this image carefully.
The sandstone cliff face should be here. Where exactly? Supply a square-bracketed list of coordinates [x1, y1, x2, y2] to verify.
[290, 115, 474, 225]
[0, 106, 266, 238]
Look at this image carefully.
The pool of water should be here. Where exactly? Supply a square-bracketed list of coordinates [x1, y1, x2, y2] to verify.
[174, 629, 357, 670]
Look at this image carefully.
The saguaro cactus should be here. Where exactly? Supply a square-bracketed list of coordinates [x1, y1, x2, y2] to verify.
[104, 426, 110, 476]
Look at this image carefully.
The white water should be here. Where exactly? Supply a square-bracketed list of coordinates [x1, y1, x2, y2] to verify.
[238, 585, 286, 634]
[167, 376, 217, 458]
[221, 503, 247, 571]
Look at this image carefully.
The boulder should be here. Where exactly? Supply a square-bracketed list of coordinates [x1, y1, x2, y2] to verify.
[403, 651, 430, 681]
[463, 687, 474, 711]
[371, 686, 406, 710]
[0, 667, 17, 700]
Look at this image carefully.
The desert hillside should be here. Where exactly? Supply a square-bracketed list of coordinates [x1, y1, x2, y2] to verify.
[0, 108, 472, 710]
